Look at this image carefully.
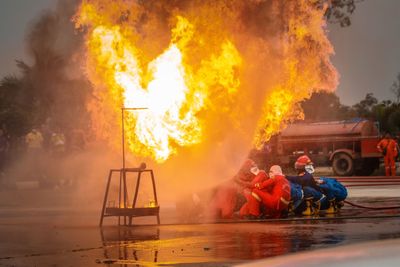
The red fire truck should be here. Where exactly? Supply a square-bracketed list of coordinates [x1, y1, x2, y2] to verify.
[253, 119, 383, 176]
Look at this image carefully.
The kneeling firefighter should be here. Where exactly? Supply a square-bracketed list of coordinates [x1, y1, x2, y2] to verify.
[210, 159, 261, 219]
[241, 165, 291, 219]
[317, 177, 348, 214]
[285, 155, 325, 216]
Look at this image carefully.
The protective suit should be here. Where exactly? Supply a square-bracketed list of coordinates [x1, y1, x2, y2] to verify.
[210, 159, 260, 219]
[289, 182, 304, 213]
[318, 177, 348, 212]
[377, 134, 398, 176]
[241, 165, 291, 218]
[238, 170, 268, 218]
[286, 155, 324, 215]
[286, 171, 322, 203]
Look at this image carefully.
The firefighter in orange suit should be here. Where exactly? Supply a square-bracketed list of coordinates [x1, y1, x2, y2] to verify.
[377, 132, 398, 176]
[210, 159, 261, 219]
[239, 169, 268, 218]
[241, 165, 291, 219]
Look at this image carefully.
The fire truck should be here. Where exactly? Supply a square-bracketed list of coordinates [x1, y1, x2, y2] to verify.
[252, 119, 383, 176]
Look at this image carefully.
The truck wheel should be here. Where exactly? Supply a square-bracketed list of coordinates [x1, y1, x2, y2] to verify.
[332, 153, 354, 176]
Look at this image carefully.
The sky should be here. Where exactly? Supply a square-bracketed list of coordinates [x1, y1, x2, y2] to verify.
[328, 0, 400, 105]
[0, 0, 54, 75]
[0, 0, 400, 105]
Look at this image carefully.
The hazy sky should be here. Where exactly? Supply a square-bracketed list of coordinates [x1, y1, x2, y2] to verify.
[1, 0, 400, 105]
[329, 0, 400, 105]
[0, 0, 54, 74]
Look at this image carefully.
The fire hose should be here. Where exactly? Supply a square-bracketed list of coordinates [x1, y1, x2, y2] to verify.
[321, 176, 400, 210]
[344, 200, 400, 210]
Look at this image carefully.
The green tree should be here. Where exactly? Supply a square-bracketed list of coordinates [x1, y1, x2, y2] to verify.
[301, 91, 354, 121]
[318, 0, 363, 27]
[352, 93, 378, 119]
[17, 8, 90, 134]
[0, 76, 34, 140]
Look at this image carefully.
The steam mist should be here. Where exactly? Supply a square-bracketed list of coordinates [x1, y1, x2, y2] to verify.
[3, 0, 338, 213]
[1, 0, 114, 213]
[72, 0, 338, 204]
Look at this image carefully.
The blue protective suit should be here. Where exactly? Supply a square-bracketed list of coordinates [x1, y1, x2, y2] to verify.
[286, 172, 323, 200]
[318, 177, 348, 210]
[289, 182, 304, 210]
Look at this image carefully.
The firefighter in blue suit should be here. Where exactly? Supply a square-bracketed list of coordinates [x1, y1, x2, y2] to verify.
[317, 177, 348, 213]
[286, 155, 325, 216]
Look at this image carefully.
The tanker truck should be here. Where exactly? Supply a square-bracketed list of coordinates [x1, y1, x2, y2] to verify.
[252, 119, 383, 176]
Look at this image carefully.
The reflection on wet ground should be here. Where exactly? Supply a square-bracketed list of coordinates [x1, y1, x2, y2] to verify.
[95, 216, 400, 266]
[0, 196, 400, 266]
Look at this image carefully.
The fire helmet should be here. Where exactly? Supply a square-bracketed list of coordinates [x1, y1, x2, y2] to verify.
[294, 155, 313, 170]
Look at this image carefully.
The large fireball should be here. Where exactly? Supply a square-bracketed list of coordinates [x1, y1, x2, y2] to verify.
[74, 0, 337, 163]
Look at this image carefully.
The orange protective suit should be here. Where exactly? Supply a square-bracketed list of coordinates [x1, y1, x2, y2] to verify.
[210, 159, 258, 219]
[240, 173, 291, 218]
[239, 171, 269, 218]
[377, 138, 398, 176]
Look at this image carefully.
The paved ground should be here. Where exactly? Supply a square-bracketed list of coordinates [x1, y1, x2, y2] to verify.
[0, 186, 400, 266]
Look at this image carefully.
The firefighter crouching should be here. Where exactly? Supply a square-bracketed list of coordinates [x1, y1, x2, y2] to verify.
[285, 155, 324, 215]
[285, 155, 347, 216]
[377, 132, 398, 176]
[211, 156, 348, 220]
[240, 165, 291, 219]
[209, 159, 261, 219]
[317, 177, 348, 214]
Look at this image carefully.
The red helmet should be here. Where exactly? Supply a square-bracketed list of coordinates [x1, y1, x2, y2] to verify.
[295, 155, 313, 170]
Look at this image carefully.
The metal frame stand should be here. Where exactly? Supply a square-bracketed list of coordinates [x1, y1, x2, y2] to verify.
[99, 167, 160, 226]
[99, 107, 160, 226]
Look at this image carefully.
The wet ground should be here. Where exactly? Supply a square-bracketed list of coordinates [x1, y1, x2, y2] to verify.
[1, 186, 400, 266]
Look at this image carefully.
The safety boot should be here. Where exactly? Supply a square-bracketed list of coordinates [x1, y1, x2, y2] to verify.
[336, 201, 345, 212]
[302, 199, 313, 216]
[325, 199, 337, 214]
[313, 200, 321, 216]
[287, 201, 295, 216]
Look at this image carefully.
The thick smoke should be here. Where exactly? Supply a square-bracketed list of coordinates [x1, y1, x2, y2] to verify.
[2, 0, 116, 213]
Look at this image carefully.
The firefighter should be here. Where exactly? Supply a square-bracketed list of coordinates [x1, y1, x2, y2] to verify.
[238, 168, 268, 219]
[24, 128, 45, 181]
[285, 155, 324, 216]
[318, 177, 348, 214]
[50, 131, 66, 156]
[25, 128, 44, 152]
[377, 132, 398, 176]
[210, 159, 262, 219]
[241, 165, 291, 219]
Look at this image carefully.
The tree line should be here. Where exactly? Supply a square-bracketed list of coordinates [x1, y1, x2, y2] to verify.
[301, 89, 400, 135]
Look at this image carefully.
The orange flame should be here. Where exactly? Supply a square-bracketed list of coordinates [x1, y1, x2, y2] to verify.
[75, 3, 241, 162]
[74, 0, 337, 163]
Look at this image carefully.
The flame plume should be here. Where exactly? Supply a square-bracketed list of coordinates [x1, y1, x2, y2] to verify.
[74, 0, 337, 164]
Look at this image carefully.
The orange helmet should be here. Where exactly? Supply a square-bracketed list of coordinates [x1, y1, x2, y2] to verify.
[294, 155, 313, 170]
